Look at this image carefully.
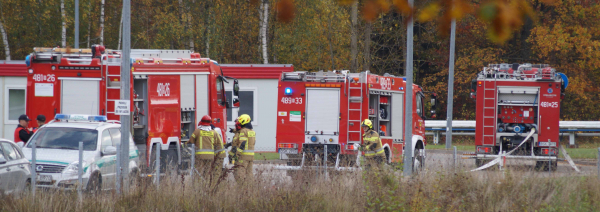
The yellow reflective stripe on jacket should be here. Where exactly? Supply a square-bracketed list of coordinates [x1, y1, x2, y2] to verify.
[364, 137, 378, 142]
[239, 137, 248, 141]
[247, 131, 256, 137]
[241, 150, 254, 155]
[195, 149, 215, 155]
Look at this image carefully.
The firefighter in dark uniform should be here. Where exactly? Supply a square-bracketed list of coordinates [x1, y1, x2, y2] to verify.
[361, 119, 385, 169]
[230, 114, 255, 182]
[14, 115, 33, 145]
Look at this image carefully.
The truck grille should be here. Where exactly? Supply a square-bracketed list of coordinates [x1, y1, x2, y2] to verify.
[35, 163, 67, 173]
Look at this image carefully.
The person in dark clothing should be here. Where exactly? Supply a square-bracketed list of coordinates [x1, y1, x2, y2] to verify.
[14, 114, 33, 144]
[33, 115, 46, 133]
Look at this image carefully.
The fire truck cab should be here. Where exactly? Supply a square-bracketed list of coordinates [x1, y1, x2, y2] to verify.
[472, 63, 568, 171]
[276, 70, 436, 171]
[25, 46, 239, 171]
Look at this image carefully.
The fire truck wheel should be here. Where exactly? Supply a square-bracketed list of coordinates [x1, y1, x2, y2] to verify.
[475, 159, 491, 168]
[535, 160, 557, 171]
[165, 146, 179, 174]
[384, 148, 390, 164]
[86, 172, 102, 192]
[287, 170, 313, 183]
[128, 168, 140, 184]
[413, 148, 425, 173]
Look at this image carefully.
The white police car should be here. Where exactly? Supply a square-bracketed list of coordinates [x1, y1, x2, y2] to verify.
[21, 114, 140, 190]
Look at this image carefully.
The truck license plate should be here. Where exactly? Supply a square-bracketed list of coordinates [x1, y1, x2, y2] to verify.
[279, 148, 297, 155]
[538, 142, 556, 147]
[36, 174, 52, 182]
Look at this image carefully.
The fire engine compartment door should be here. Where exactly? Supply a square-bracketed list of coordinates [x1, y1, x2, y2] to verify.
[61, 79, 100, 115]
[391, 93, 404, 140]
[305, 88, 340, 136]
[497, 87, 539, 104]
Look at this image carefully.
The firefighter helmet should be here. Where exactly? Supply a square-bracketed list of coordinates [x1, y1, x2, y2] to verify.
[237, 114, 251, 125]
[199, 115, 212, 126]
[361, 119, 373, 129]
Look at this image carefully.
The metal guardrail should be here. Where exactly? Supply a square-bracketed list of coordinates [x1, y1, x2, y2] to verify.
[425, 120, 600, 146]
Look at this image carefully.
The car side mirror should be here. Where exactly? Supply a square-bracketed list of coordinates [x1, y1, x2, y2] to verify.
[103, 146, 117, 156]
[0, 157, 6, 164]
[233, 79, 240, 96]
[232, 98, 240, 108]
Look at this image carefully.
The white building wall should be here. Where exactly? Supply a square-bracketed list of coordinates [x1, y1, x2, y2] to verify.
[225, 79, 278, 152]
[0, 76, 27, 140]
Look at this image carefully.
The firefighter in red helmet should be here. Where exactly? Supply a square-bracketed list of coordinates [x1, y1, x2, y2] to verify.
[189, 115, 221, 176]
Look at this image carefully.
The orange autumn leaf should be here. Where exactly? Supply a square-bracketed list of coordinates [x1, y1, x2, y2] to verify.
[375, 0, 391, 13]
[362, 1, 380, 22]
[417, 3, 440, 22]
[336, 0, 355, 6]
[392, 0, 412, 16]
[277, 0, 295, 23]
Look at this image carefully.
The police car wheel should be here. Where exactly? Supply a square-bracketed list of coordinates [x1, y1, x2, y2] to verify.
[86, 172, 102, 192]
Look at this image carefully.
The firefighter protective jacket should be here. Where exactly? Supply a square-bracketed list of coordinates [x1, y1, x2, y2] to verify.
[232, 128, 256, 161]
[213, 129, 226, 159]
[189, 127, 219, 160]
[363, 129, 384, 157]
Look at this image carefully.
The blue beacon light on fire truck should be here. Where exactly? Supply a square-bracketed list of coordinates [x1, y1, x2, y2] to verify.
[284, 87, 293, 95]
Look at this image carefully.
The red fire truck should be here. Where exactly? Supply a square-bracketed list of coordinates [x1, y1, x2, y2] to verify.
[24, 46, 240, 170]
[471, 63, 568, 171]
[275, 71, 436, 171]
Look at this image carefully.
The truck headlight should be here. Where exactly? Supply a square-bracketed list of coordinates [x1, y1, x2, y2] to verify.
[64, 161, 87, 175]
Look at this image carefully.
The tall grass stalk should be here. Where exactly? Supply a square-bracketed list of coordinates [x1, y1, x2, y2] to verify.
[1, 166, 599, 211]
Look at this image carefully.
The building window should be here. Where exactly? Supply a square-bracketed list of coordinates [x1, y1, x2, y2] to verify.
[5, 87, 26, 123]
[226, 89, 257, 125]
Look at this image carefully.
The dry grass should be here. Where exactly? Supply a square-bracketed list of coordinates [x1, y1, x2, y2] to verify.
[1, 166, 599, 212]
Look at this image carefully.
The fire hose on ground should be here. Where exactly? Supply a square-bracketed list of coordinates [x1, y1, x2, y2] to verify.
[469, 129, 580, 172]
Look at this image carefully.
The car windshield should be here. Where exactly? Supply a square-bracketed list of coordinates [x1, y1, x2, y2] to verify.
[27, 127, 98, 151]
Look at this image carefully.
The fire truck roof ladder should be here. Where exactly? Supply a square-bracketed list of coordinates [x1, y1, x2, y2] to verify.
[482, 76, 497, 145]
[347, 72, 366, 143]
[32, 47, 120, 59]
[304, 71, 346, 82]
[105, 55, 122, 117]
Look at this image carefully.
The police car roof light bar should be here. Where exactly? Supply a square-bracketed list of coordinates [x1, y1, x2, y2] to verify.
[54, 114, 108, 122]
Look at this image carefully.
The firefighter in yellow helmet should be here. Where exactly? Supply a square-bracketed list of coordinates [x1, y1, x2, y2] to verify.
[361, 119, 385, 168]
[231, 114, 255, 182]
[189, 115, 218, 176]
